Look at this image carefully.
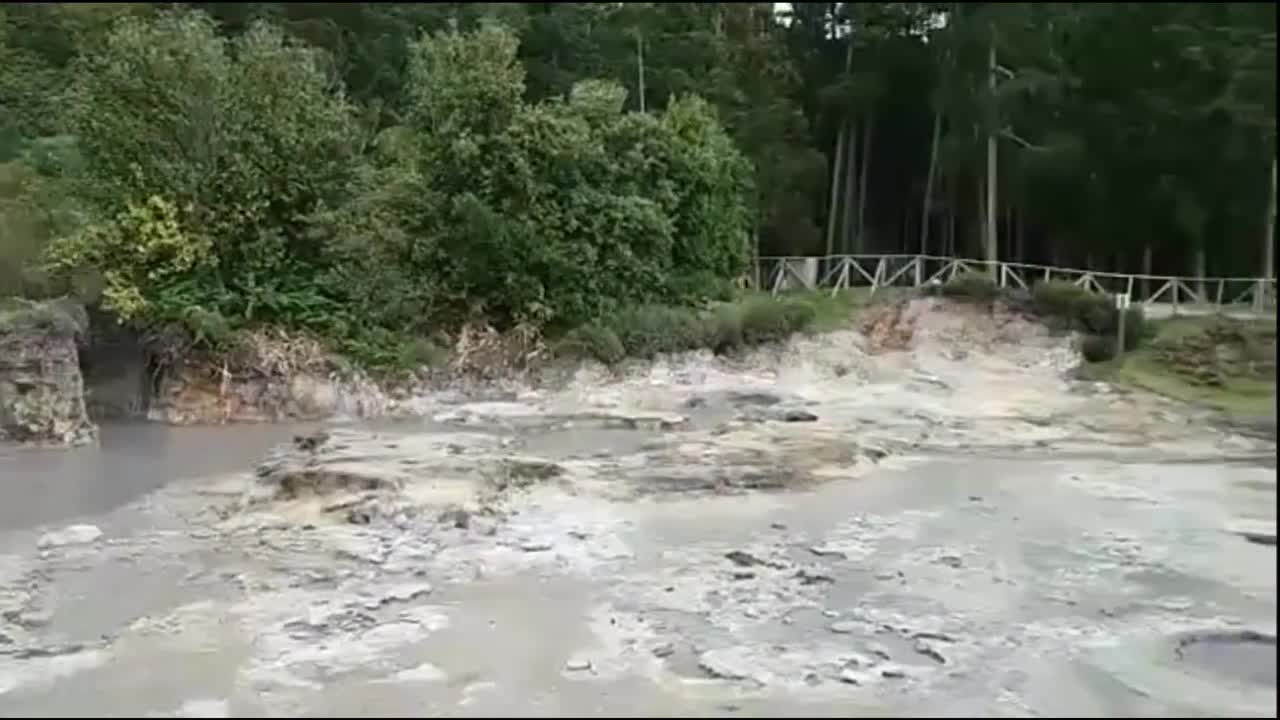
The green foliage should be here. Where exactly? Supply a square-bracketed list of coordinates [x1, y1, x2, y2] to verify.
[560, 294, 820, 366]
[738, 295, 818, 344]
[44, 195, 213, 324]
[559, 322, 626, 365]
[333, 26, 752, 335]
[1031, 280, 1148, 351]
[33, 13, 752, 371]
[6, 2, 1273, 374]
[940, 272, 1002, 303]
[1080, 334, 1116, 363]
[48, 9, 366, 350]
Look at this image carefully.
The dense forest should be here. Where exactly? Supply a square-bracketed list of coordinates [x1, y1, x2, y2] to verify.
[0, 3, 1275, 365]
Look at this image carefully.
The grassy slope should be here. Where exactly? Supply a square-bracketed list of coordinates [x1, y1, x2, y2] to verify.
[1086, 315, 1276, 419]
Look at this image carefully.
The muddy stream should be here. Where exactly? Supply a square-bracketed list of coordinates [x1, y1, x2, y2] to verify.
[0, 300, 1275, 717]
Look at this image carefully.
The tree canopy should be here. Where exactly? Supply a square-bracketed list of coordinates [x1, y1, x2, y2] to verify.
[1, 2, 1275, 365]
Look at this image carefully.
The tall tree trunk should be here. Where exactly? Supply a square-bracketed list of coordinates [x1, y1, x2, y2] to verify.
[1014, 208, 1024, 263]
[920, 108, 942, 256]
[636, 34, 646, 114]
[1264, 155, 1277, 303]
[1193, 246, 1206, 303]
[856, 113, 874, 253]
[983, 38, 998, 269]
[824, 39, 856, 261]
[839, 120, 859, 254]
[1004, 208, 1014, 262]
[823, 122, 847, 259]
[976, 175, 986, 259]
[1141, 244, 1153, 300]
[947, 172, 958, 256]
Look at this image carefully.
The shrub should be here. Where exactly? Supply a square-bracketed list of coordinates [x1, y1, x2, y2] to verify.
[740, 295, 816, 344]
[46, 10, 365, 349]
[1031, 280, 1148, 354]
[559, 322, 625, 365]
[608, 304, 709, 358]
[941, 272, 1001, 303]
[1030, 280, 1093, 319]
[36, 15, 756, 373]
[559, 295, 819, 365]
[704, 302, 745, 353]
[1080, 334, 1116, 363]
[335, 27, 752, 333]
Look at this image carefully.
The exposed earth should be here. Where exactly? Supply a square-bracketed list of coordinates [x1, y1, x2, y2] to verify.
[0, 299, 1275, 717]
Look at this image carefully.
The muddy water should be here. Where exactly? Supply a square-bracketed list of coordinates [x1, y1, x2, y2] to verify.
[0, 423, 318, 531]
[1, 300, 1276, 717]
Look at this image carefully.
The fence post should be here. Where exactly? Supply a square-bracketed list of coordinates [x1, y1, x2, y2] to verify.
[914, 256, 923, 287]
[1171, 280, 1179, 315]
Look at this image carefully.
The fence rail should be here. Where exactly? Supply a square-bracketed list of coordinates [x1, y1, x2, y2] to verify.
[752, 254, 1277, 317]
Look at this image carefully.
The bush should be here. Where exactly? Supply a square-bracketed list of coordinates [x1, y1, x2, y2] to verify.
[34, 14, 757, 373]
[740, 295, 816, 344]
[1080, 334, 1116, 363]
[558, 295, 819, 365]
[1031, 280, 1148, 354]
[558, 322, 625, 365]
[940, 272, 1001, 303]
[333, 26, 753, 334]
[1030, 280, 1093, 319]
[607, 304, 710, 358]
[44, 10, 366, 352]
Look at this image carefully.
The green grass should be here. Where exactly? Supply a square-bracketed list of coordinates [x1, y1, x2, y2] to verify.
[1083, 315, 1276, 418]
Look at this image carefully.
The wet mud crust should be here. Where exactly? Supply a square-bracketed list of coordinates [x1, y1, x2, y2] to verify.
[1, 299, 1275, 717]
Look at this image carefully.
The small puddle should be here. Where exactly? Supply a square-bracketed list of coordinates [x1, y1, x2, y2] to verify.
[1174, 630, 1277, 688]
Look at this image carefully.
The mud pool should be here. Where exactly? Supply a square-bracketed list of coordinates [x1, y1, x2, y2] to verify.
[0, 300, 1275, 717]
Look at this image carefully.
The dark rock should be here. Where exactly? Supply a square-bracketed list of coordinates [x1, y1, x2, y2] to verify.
[936, 555, 963, 569]
[913, 639, 946, 664]
[809, 545, 847, 559]
[728, 391, 782, 407]
[724, 550, 766, 568]
[652, 642, 676, 658]
[781, 409, 819, 423]
[439, 508, 471, 530]
[795, 568, 835, 585]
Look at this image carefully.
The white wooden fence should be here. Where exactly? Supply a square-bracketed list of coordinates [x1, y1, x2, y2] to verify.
[754, 254, 1277, 316]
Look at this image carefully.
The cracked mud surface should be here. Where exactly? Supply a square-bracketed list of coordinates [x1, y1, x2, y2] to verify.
[1, 299, 1275, 717]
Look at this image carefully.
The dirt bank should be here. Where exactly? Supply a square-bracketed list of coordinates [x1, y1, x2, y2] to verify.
[0, 297, 1274, 717]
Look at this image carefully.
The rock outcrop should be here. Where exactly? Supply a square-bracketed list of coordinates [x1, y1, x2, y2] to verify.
[147, 363, 393, 424]
[0, 298, 97, 445]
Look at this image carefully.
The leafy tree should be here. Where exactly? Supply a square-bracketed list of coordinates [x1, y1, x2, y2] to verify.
[48, 10, 366, 338]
